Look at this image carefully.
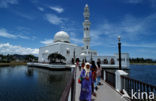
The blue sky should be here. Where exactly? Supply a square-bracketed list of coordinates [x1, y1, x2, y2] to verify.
[0, 0, 156, 59]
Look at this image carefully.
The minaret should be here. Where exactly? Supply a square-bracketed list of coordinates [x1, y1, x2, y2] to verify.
[83, 4, 91, 50]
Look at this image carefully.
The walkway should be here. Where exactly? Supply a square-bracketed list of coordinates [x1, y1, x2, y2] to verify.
[75, 68, 127, 101]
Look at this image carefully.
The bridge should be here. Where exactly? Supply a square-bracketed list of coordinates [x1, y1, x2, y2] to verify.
[75, 68, 126, 101]
[60, 66, 156, 101]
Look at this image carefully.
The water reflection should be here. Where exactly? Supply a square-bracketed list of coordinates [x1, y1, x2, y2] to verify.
[25, 68, 34, 77]
[0, 66, 71, 101]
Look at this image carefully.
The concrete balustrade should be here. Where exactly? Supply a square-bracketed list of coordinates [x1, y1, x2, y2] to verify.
[115, 70, 128, 92]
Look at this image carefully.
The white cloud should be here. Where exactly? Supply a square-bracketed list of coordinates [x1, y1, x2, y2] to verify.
[38, 7, 44, 12]
[0, 28, 29, 39]
[45, 14, 63, 25]
[17, 35, 29, 39]
[0, 29, 16, 38]
[71, 37, 83, 45]
[49, 6, 64, 13]
[68, 32, 83, 45]
[91, 13, 156, 41]
[14, 11, 34, 20]
[123, 43, 156, 48]
[0, 43, 39, 55]
[0, 0, 18, 8]
[40, 39, 53, 45]
[88, 13, 156, 50]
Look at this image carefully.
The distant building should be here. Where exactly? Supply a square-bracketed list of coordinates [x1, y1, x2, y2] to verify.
[39, 4, 129, 68]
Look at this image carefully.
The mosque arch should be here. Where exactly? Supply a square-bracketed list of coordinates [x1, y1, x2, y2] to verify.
[103, 59, 108, 64]
[110, 58, 115, 65]
[97, 58, 101, 64]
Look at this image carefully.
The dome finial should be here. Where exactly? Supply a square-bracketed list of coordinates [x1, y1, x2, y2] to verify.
[85, 4, 88, 7]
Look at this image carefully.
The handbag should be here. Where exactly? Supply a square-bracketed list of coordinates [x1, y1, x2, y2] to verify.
[78, 76, 82, 84]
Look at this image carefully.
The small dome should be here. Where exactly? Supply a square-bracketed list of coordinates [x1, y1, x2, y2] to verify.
[54, 31, 70, 43]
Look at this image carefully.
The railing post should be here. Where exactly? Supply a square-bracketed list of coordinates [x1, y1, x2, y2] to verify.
[103, 70, 106, 81]
[68, 88, 71, 101]
[115, 70, 128, 92]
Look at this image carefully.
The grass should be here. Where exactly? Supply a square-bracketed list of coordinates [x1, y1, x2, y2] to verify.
[0, 62, 27, 66]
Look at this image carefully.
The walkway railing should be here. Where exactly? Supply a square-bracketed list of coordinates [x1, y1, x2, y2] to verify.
[60, 68, 76, 101]
[121, 75, 156, 100]
[105, 71, 116, 88]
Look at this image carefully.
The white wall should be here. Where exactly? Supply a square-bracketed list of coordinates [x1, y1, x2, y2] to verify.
[38, 42, 83, 63]
[38, 42, 130, 68]
[79, 53, 130, 68]
[114, 53, 130, 67]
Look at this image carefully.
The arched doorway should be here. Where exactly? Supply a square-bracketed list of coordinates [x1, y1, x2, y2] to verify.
[97, 58, 101, 64]
[103, 59, 108, 64]
[110, 58, 115, 65]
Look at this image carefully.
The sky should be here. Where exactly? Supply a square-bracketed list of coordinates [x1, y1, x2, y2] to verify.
[0, 0, 156, 59]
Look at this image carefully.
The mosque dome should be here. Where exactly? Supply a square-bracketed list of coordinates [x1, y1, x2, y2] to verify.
[54, 31, 70, 43]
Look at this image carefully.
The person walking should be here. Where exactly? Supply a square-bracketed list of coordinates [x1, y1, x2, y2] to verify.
[96, 61, 102, 85]
[76, 61, 81, 71]
[79, 63, 92, 101]
[91, 61, 98, 91]
[81, 62, 85, 70]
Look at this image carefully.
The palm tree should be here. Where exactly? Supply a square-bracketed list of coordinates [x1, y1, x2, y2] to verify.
[48, 53, 66, 64]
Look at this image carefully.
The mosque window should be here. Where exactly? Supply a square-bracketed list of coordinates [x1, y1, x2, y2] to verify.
[85, 17, 89, 19]
[103, 59, 108, 64]
[97, 58, 101, 64]
[66, 49, 70, 55]
[110, 58, 115, 65]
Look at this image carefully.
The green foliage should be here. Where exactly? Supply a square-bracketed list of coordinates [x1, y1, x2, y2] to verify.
[0, 54, 38, 63]
[48, 53, 66, 64]
[130, 58, 156, 63]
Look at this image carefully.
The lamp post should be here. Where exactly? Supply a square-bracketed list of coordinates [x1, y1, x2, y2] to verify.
[81, 53, 86, 63]
[118, 36, 122, 70]
[90, 52, 92, 63]
[73, 48, 75, 64]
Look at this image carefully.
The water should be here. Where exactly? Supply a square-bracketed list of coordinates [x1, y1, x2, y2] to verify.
[0, 64, 156, 101]
[0, 65, 71, 101]
[129, 64, 156, 86]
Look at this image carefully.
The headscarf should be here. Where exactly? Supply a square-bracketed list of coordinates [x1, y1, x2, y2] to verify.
[84, 62, 90, 76]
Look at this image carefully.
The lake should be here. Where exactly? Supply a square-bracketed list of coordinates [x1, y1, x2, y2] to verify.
[129, 64, 156, 86]
[0, 65, 71, 101]
[0, 64, 156, 101]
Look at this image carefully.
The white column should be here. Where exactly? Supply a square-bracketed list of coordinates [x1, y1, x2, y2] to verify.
[115, 70, 128, 92]
[103, 70, 106, 81]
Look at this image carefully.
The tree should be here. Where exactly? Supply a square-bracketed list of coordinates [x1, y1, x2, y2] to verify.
[48, 53, 66, 64]
[25, 55, 37, 62]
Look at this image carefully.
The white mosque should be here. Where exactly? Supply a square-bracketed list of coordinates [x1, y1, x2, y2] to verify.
[38, 4, 130, 68]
